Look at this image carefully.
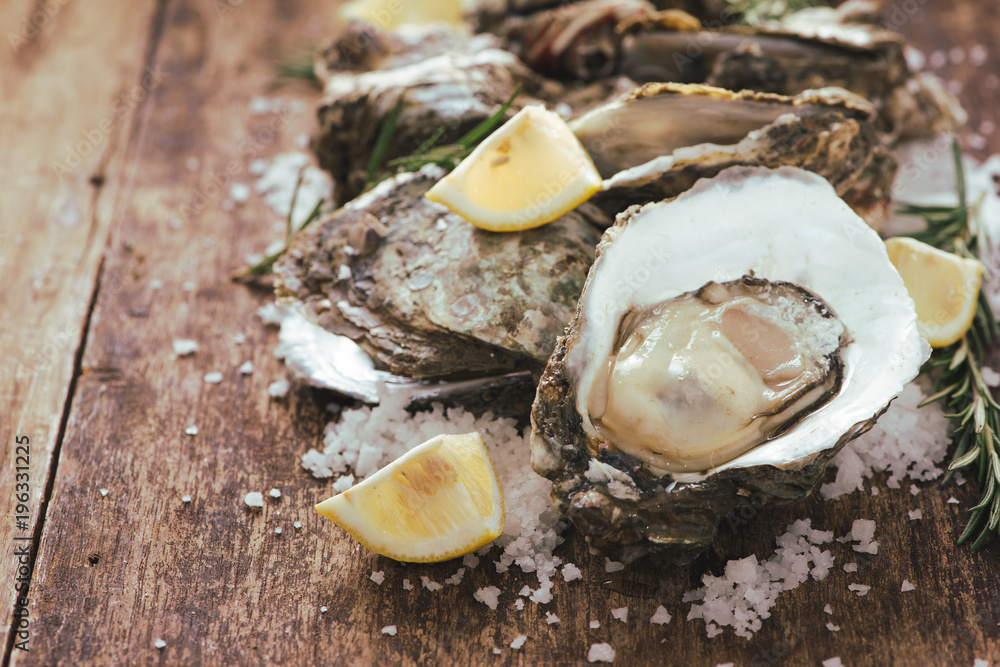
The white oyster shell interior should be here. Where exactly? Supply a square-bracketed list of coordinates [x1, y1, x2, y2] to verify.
[566, 166, 930, 483]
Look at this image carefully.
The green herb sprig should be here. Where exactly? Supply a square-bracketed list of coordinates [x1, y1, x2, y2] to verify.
[273, 46, 320, 88]
[362, 85, 522, 190]
[726, 0, 829, 26]
[903, 140, 1000, 549]
[232, 167, 326, 280]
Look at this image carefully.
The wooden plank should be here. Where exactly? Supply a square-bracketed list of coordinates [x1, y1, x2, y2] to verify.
[0, 0, 163, 657]
[17, 0, 1000, 665]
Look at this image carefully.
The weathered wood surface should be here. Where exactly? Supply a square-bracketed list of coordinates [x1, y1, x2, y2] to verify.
[5, 0, 1000, 665]
[0, 0, 162, 657]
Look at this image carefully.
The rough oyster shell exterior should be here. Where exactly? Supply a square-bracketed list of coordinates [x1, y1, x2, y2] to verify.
[274, 166, 607, 379]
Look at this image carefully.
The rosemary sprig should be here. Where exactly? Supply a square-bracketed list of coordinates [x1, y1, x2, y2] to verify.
[231, 167, 326, 280]
[726, 0, 829, 26]
[362, 85, 522, 190]
[904, 140, 1000, 549]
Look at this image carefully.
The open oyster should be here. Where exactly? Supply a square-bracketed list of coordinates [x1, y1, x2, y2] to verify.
[530, 167, 929, 563]
[274, 166, 607, 379]
[571, 83, 896, 227]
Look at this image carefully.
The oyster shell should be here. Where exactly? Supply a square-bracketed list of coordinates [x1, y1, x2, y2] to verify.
[530, 167, 928, 563]
[274, 166, 607, 379]
[571, 83, 896, 228]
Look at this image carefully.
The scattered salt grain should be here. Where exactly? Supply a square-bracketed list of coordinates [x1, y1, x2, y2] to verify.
[611, 607, 628, 623]
[99, 488, 109, 497]
[843, 563, 858, 573]
[370, 571, 385, 585]
[909, 509, 922, 520]
[150, 279, 163, 290]
[332, 475, 354, 493]
[492, 648, 501, 655]
[901, 580, 915, 592]
[293, 521, 302, 530]
[824, 604, 833, 615]
[474, 586, 500, 609]
[320, 606, 328, 613]
[421, 576, 442, 592]
[822, 658, 844, 667]
[244, 492, 264, 508]
[515, 599, 525, 611]
[974, 659, 990, 667]
[510, 635, 527, 649]
[230, 183, 250, 203]
[185, 156, 200, 171]
[182, 281, 195, 292]
[274, 527, 283, 535]
[185, 426, 199, 436]
[604, 558, 624, 573]
[249, 159, 268, 175]
[909, 484, 920, 496]
[154, 639, 166, 649]
[589, 620, 600, 629]
[848, 519, 879, 554]
[402, 579, 413, 591]
[233, 333, 247, 344]
[650, 605, 672, 625]
[239, 361, 255, 375]
[203, 372, 223, 384]
[269, 488, 281, 499]
[588, 643, 615, 663]
[562, 563, 582, 582]
[545, 612, 560, 624]
[268, 380, 290, 398]
[871, 487, 879, 496]
[462, 553, 480, 569]
[381, 625, 397, 636]
[716, 664, 735, 667]
[444, 568, 465, 586]
[258, 303, 283, 326]
[948, 497, 960, 504]
[337, 265, 352, 281]
[826, 623, 840, 632]
[181, 495, 192, 504]
[848, 584, 871, 597]
[172, 339, 199, 356]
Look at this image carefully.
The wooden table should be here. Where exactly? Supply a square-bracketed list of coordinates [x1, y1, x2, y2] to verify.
[3, 1, 999, 664]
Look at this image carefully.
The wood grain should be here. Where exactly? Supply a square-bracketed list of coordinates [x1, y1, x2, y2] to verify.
[0, 0, 162, 655]
[8, 0, 1000, 665]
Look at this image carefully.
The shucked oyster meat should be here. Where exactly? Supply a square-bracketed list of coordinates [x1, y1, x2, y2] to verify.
[274, 166, 606, 379]
[530, 167, 928, 563]
[571, 82, 896, 228]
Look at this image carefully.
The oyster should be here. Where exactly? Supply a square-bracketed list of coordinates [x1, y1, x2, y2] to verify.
[571, 83, 896, 228]
[273, 166, 607, 379]
[530, 167, 928, 563]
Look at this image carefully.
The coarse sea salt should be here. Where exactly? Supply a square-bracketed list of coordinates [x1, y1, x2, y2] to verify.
[562, 563, 582, 582]
[510, 635, 527, 649]
[381, 625, 397, 636]
[588, 643, 615, 663]
[172, 339, 199, 356]
[901, 580, 915, 592]
[370, 571, 385, 585]
[203, 372, 223, 384]
[545, 612, 560, 624]
[848, 584, 871, 597]
[650, 605, 672, 625]
[301, 385, 564, 598]
[589, 620, 600, 629]
[268, 380, 290, 398]
[474, 586, 500, 609]
[239, 361, 254, 375]
[244, 492, 264, 508]
[611, 607, 628, 623]
[421, 576, 442, 592]
[822, 658, 843, 667]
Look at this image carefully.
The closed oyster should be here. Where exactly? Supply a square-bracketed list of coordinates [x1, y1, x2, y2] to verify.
[530, 167, 928, 563]
[274, 166, 607, 379]
[571, 83, 896, 228]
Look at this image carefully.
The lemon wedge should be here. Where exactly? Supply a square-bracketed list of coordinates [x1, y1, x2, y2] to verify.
[425, 105, 603, 232]
[315, 432, 504, 563]
[339, 0, 466, 30]
[885, 236, 984, 348]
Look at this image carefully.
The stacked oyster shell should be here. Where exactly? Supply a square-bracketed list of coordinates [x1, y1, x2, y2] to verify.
[285, 0, 956, 562]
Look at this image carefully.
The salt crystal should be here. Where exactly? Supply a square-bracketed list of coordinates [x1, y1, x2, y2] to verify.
[185, 426, 199, 436]
[588, 643, 615, 663]
[716, 664, 735, 667]
[381, 625, 397, 636]
[848, 583, 871, 596]
[589, 620, 600, 629]
[320, 606, 328, 613]
[948, 497, 960, 504]
[230, 183, 250, 203]
[462, 553, 480, 569]
[650, 605, 671, 625]
[826, 622, 840, 632]
[444, 568, 465, 586]
[973, 659, 989, 667]
[871, 487, 879, 496]
[233, 333, 246, 344]
[150, 279, 163, 290]
[181, 495, 192, 503]
[172, 339, 199, 356]
[182, 281, 195, 292]
[562, 563, 582, 582]
[822, 658, 844, 667]
[154, 639, 166, 649]
[370, 571, 385, 585]
[402, 579, 413, 591]
[332, 475, 354, 493]
[510, 635, 527, 649]
[611, 607, 628, 623]
[910, 484, 920, 496]
[269, 488, 281, 499]
[203, 372, 223, 384]
[274, 527, 283, 535]
[249, 159, 268, 175]
[851, 519, 876, 543]
[604, 558, 624, 573]
[249, 97, 271, 114]
[244, 492, 264, 508]
[337, 265, 352, 281]
[421, 576, 442, 591]
[474, 586, 500, 609]
[492, 648, 501, 655]
[515, 599, 525, 610]
[268, 380, 290, 398]
[909, 509, 922, 520]
[843, 563, 858, 573]
[293, 521, 302, 530]
[824, 604, 833, 615]
[545, 612, 560, 624]
[239, 361, 254, 375]
[901, 580, 915, 592]
[99, 488, 109, 497]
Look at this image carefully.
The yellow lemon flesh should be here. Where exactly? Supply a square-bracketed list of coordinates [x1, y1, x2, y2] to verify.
[885, 236, 984, 348]
[339, 0, 466, 30]
[315, 432, 504, 563]
[426, 105, 603, 232]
